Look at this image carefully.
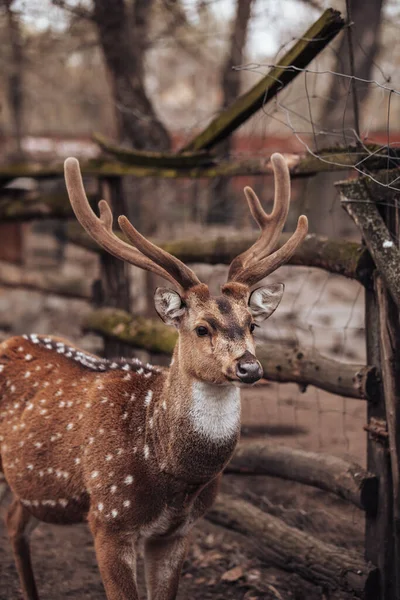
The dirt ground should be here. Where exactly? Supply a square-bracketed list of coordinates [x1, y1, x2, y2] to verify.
[0, 234, 368, 599]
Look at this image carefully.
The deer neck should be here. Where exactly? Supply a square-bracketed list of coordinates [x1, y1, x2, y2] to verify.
[152, 346, 241, 483]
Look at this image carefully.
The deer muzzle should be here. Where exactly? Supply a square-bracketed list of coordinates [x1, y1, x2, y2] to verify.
[235, 351, 263, 384]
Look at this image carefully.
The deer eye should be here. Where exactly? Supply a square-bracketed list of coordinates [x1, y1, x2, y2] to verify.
[250, 323, 256, 333]
[196, 326, 209, 337]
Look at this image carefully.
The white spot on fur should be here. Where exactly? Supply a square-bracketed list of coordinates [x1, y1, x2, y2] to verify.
[98, 503, 104, 511]
[25, 354, 32, 361]
[111, 485, 117, 494]
[144, 390, 153, 406]
[144, 445, 150, 459]
[124, 475, 133, 485]
[189, 381, 241, 442]
[111, 509, 118, 518]
[91, 471, 99, 479]
[66, 423, 74, 431]
[105, 454, 113, 462]
[123, 500, 131, 508]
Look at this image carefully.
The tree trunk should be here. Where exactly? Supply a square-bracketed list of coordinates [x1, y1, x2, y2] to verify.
[207, 0, 254, 224]
[306, 0, 384, 237]
[4, 0, 24, 161]
[92, 0, 170, 151]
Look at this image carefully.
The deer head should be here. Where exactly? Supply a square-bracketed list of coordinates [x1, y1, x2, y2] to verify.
[64, 154, 308, 387]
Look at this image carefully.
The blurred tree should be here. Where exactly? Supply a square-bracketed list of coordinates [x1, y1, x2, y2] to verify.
[306, 0, 385, 236]
[1, 0, 24, 160]
[207, 0, 254, 224]
[320, 0, 384, 138]
[92, 0, 170, 150]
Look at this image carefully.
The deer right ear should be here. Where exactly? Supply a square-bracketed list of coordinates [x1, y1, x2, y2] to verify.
[154, 287, 186, 327]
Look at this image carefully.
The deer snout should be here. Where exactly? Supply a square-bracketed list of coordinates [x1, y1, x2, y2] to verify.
[235, 351, 263, 384]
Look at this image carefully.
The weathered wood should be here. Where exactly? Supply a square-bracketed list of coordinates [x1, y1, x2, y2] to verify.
[83, 309, 177, 355]
[182, 9, 344, 151]
[375, 184, 400, 597]
[365, 278, 394, 600]
[83, 308, 376, 400]
[226, 442, 378, 513]
[0, 261, 90, 299]
[93, 133, 214, 168]
[1, 151, 393, 184]
[206, 494, 379, 598]
[256, 343, 378, 400]
[68, 226, 372, 284]
[338, 178, 400, 309]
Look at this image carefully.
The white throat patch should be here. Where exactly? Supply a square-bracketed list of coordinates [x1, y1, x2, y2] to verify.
[189, 381, 241, 442]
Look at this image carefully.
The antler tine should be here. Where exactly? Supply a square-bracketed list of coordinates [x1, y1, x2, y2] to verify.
[64, 158, 180, 288]
[118, 216, 201, 291]
[228, 153, 291, 280]
[232, 215, 308, 287]
[227, 153, 308, 287]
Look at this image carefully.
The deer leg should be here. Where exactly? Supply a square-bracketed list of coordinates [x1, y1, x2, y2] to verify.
[90, 519, 140, 600]
[144, 534, 189, 600]
[0, 479, 9, 505]
[6, 498, 39, 600]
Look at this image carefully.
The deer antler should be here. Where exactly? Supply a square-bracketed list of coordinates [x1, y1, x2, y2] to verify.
[227, 153, 308, 288]
[64, 158, 201, 291]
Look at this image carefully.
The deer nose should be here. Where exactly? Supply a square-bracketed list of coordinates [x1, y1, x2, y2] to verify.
[235, 352, 263, 384]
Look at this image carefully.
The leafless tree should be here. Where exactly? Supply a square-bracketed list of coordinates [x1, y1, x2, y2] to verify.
[207, 0, 254, 224]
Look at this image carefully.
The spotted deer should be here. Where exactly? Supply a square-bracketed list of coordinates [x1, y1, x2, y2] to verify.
[0, 153, 307, 600]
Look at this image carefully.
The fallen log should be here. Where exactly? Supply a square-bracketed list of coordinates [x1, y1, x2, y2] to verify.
[226, 442, 378, 513]
[67, 225, 372, 285]
[256, 343, 379, 401]
[0, 261, 91, 300]
[207, 494, 379, 598]
[83, 308, 378, 400]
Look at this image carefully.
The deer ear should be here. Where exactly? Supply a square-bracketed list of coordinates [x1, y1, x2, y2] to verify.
[154, 287, 186, 327]
[248, 283, 284, 322]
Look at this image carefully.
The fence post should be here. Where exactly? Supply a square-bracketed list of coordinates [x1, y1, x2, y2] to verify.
[376, 195, 400, 599]
[365, 284, 394, 599]
[339, 176, 400, 599]
[96, 175, 132, 359]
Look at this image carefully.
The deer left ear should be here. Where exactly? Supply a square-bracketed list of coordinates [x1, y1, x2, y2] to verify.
[248, 283, 284, 322]
[154, 287, 186, 327]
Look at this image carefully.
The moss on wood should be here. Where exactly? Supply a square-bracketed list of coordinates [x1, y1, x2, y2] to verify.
[182, 9, 344, 151]
[68, 224, 371, 283]
[83, 308, 177, 354]
[93, 133, 214, 168]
